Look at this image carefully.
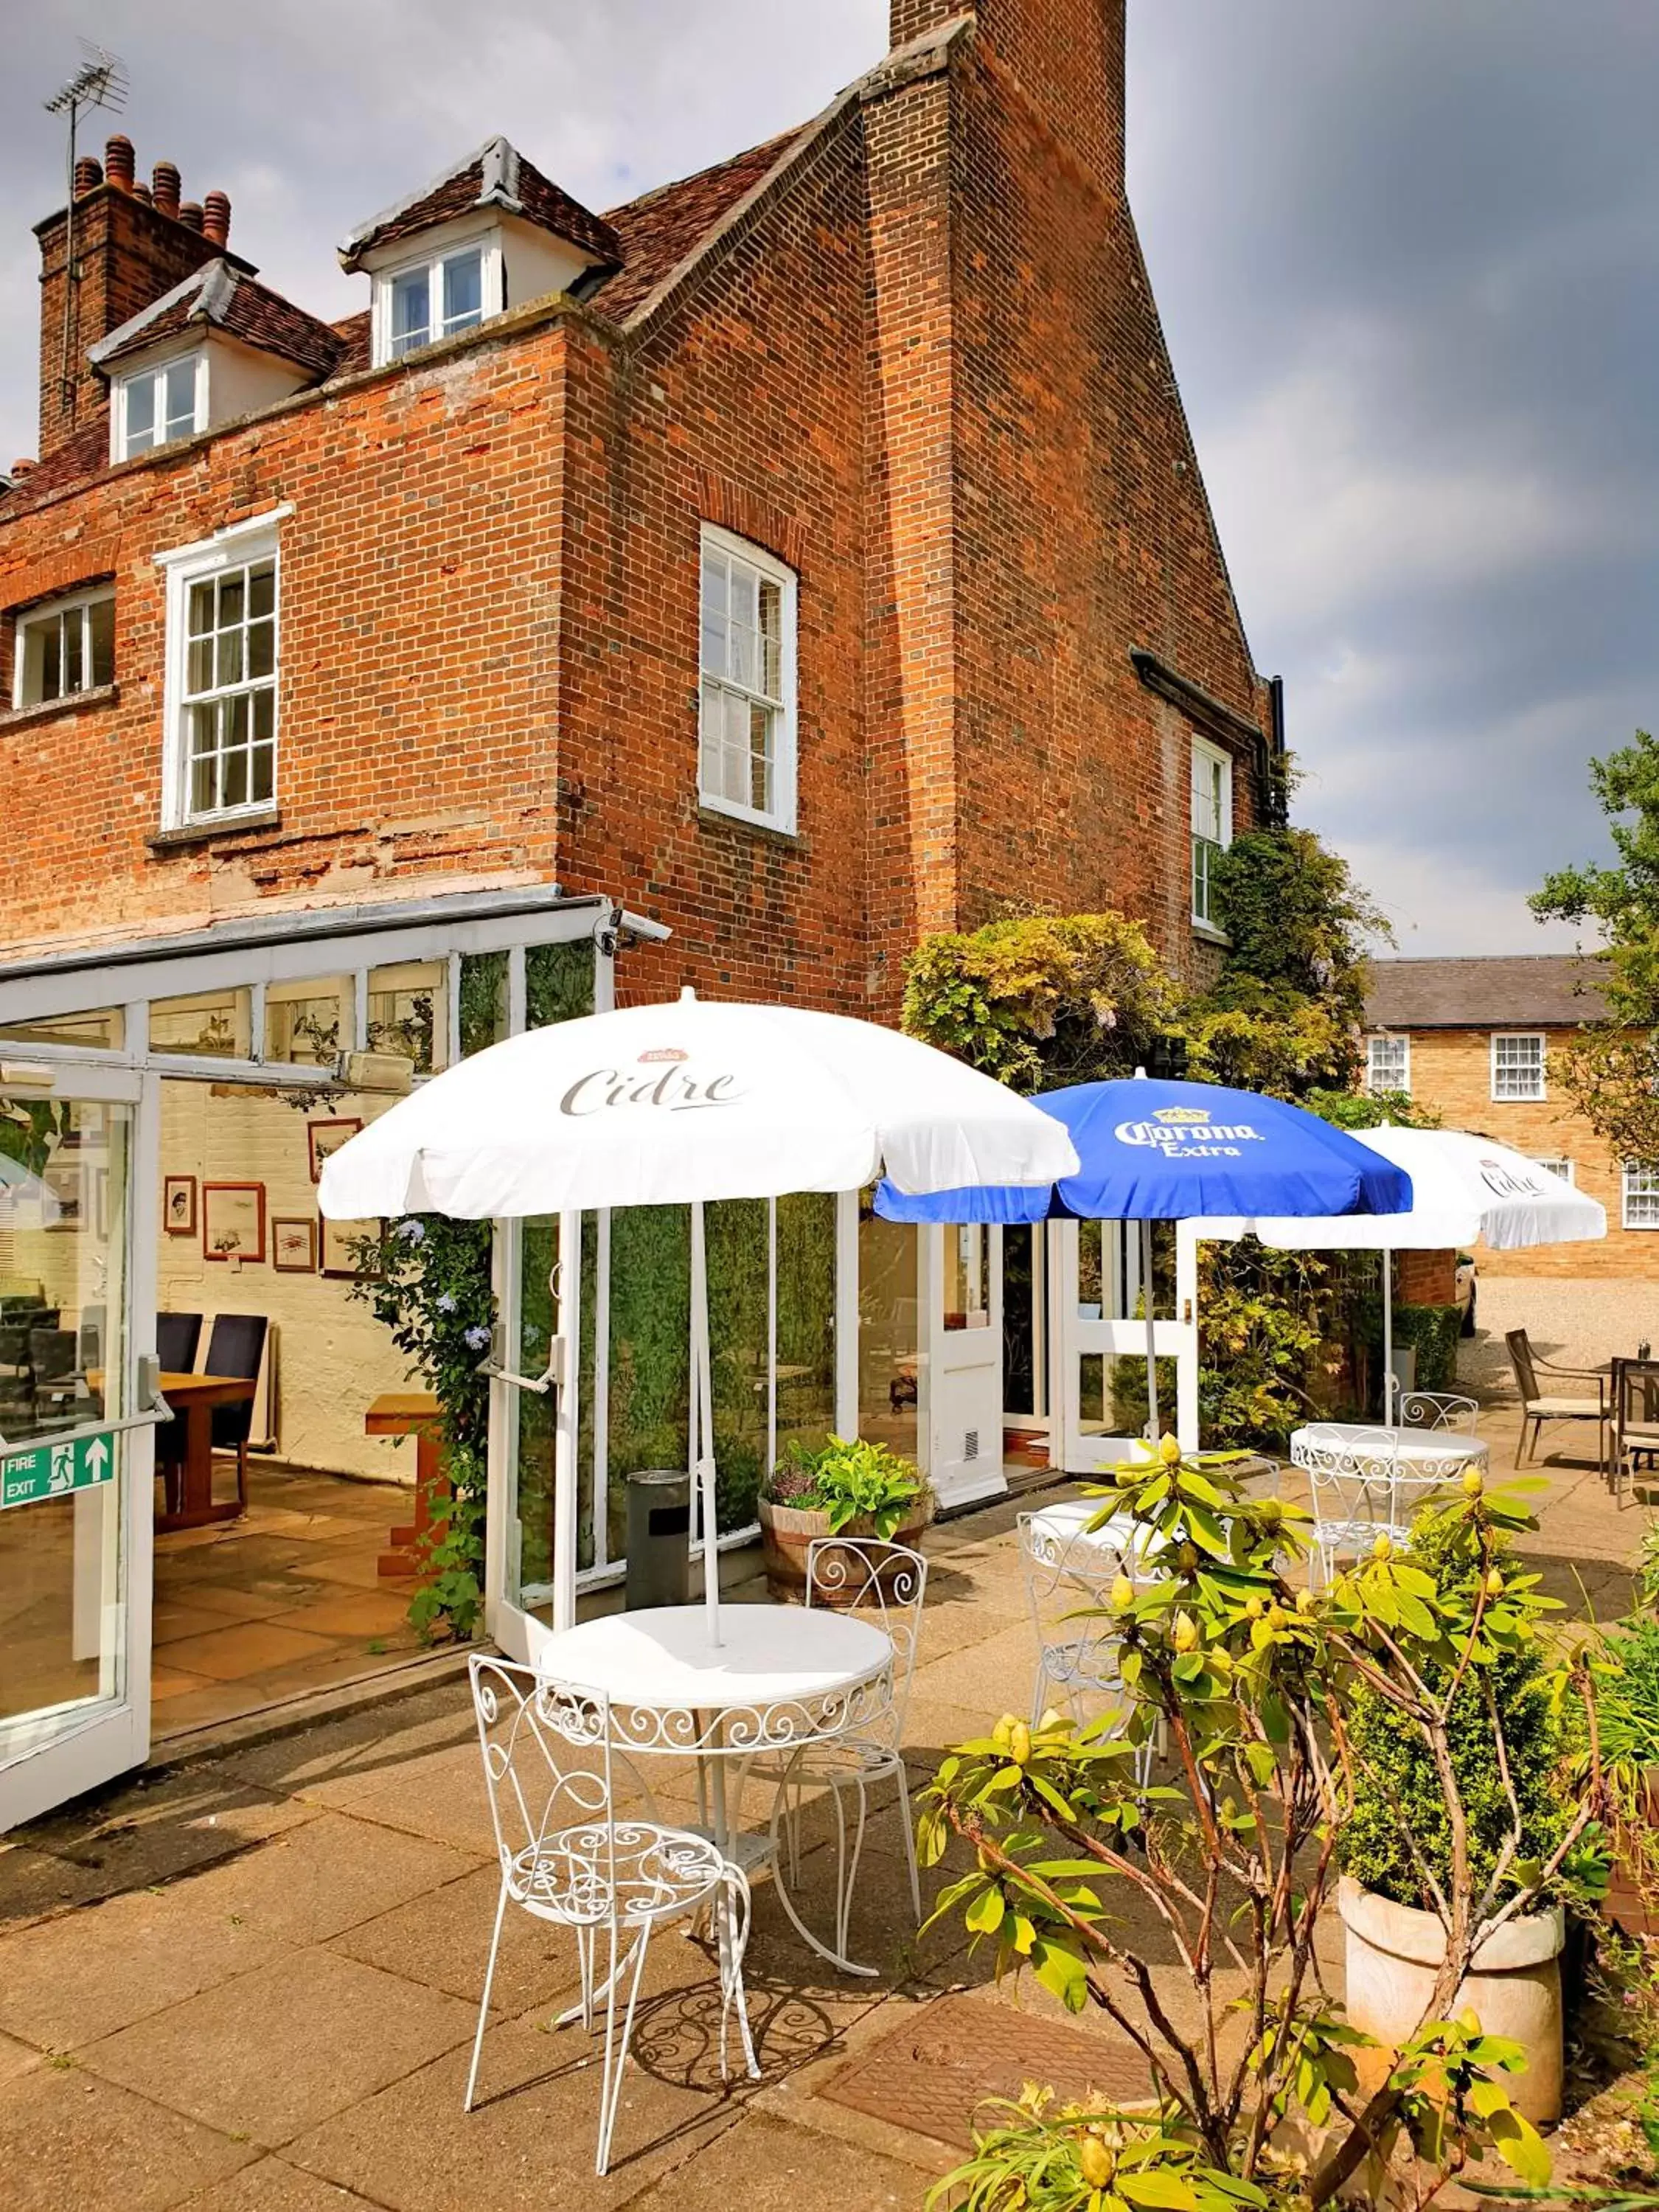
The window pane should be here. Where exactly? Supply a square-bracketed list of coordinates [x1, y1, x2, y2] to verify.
[187, 633, 214, 693]
[216, 622, 245, 687]
[62, 611, 83, 694]
[150, 990, 249, 1058]
[0, 1008, 124, 1051]
[442, 250, 483, 330]
[749, 700, 772, 814]
[248, 562, 275, 619]
[247, 618, 274, 679]
[163, 361, 197, 438]
[265, 982, 345, 1065]
[124, 372, 156, 450]
[758, 577, 782, 698]
[41, 616, 63, 701]
[219, 572, 245, 628]
[390, 268, 430, 354]
[366, 961, 445, 1074]
[188, 580, 215, 636]
[88, 594, 114, 686]
[222, 743, 249, 808]
[190, 740, 217, 816]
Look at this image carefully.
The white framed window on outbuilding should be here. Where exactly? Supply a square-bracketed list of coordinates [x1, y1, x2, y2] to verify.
[1624, 1163, 1659, 1229]
[156, 507, 290, 830]
[12, 585, 115, 708]
[1366, 1033, 1410, 1096]
[1491, 1032, 1546, 1102]
[698, 524, 798, 835]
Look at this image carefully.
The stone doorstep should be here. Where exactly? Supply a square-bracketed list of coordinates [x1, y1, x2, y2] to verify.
[145, 1642, 473, 1773]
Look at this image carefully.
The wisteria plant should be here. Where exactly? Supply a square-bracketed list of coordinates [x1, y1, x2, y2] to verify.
[920, 1440, 1610, 2210]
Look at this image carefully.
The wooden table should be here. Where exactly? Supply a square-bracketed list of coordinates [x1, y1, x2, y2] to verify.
[153, 1372, 257, 1533]
[364, 1391, 450, 1578]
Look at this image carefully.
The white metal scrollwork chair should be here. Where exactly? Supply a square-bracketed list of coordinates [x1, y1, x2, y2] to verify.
[1300, 1425, 1447, 1587]
[745, 1537, 927, 1978]
[1397, 1391, 1481, 1436]
[466, 1654, 758, 2175]
[1018, 1507, 1156, 1783]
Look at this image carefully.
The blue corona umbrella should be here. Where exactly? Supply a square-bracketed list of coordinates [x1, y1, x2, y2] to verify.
[876, 1077, 1412, 1440]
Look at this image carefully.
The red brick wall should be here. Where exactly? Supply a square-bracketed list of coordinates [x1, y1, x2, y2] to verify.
[1, 0, 1264, 1032]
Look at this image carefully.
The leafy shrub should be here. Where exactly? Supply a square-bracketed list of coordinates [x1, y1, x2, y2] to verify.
[761, 1434, 926, 1540]
[1341, 1508, 1574, 1910]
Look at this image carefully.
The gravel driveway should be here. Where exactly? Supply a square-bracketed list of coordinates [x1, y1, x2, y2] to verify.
[1460, 1274, 1659, 1399]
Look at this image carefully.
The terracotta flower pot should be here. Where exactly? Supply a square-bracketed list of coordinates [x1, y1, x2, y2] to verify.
[1338, 1875, 1565, 2125]
[757, 1494, 931, 1596]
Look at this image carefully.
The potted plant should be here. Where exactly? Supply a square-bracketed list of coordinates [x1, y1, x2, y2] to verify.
[1338, 1508, 1579, 2126]
[757, 1434, 932, 1594]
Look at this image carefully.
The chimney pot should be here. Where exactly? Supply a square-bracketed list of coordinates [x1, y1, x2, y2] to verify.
[131, 181, 153, 207]
[11, 458, 38, 478]
[153, 161, 181, 218]
[202, 190, 232, 246]
[105, 134, 135, 191]
[178, 201, 204, 234]
[73, 156, 103, 198]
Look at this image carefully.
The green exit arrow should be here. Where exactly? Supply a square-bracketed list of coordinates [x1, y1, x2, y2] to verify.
[0, 1430, 118, 1511]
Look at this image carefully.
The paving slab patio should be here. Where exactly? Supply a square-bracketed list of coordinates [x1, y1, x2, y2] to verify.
[1, 1354, 1644, 2212]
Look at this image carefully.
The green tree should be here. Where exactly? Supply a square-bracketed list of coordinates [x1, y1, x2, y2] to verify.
[1531, 730, 1659, 1158]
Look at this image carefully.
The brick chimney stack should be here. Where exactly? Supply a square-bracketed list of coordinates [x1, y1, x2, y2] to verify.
[887, 0, 1125, 190]
[33, 133, 248, 459]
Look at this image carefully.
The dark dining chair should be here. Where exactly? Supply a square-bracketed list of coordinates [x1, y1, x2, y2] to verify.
[203, 1314, 268, 1511]
[29, 1326, 81, 1430]
[153, 1312, 204, 1510]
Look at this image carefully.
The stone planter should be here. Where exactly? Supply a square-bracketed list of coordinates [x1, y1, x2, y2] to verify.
[757, 1494, 931, 1596]
[1338, 1876, 1565, 2125]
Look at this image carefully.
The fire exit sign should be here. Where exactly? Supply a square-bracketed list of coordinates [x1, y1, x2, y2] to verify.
[0, 1430, 114, 1510]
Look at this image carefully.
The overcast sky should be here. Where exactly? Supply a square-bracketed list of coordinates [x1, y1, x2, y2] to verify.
[6, 1, 1655, 959]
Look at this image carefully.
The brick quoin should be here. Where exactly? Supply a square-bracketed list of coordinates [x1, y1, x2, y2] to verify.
[1, 0, 1267, 1025]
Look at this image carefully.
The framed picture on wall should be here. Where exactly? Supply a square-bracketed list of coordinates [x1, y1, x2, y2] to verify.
[307, 1118, 363, 1185]
[163, 1174, 197, 1237]
[271, 1217, 318, 1274]
[320, 1217, 380, 1280]
[202, 1181, 266, 1265]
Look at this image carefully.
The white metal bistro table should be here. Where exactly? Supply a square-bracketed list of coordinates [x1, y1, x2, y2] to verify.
[1289, 1422, 1489, 1482]
[532, 1602, 894, 1977]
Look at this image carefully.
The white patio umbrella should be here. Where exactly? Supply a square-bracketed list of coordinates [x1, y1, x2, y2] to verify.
[318, 991, 1079, 1643]
[1206, 1126, 1606, 1416]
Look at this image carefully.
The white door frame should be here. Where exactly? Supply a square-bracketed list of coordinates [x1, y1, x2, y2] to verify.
[0, 1058, 156, 1833]
[1049, 1218, 1200, 1475]
[925, 1223, 1007, 1512]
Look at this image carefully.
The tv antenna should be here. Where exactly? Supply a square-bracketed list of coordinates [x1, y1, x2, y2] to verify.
[44, 41, 128, 431]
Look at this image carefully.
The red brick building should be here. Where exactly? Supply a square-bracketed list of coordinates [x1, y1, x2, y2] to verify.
[0, 0, 1280, 1815]
[1, 0, 1273, 1000]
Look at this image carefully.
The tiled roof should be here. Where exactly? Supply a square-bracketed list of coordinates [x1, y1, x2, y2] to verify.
[1365, 955, 1611, 1030]
[330, 310, 372, 376]
[339, 136, 620, 271]
[0, 419, 109, 516]
[88, 260, 343, 379]
[591, 131, 804, 324]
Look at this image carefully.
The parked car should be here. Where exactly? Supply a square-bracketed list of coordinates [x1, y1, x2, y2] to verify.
[1455, 1252, 1478, 1336]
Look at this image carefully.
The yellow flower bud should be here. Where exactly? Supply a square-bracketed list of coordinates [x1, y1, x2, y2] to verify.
[1110, 1573, 1135, 1613]
[1461, 1469, 1484, 1498]
[1009, 1722, 1032, 1766]
[1243, 1595, 1264, 1621]
[1079, 2138, 1113, 2188]
[1266, 1603, 1287, 1632]
[1372, 1532, 1394, 1561]
[1172, 1610, 1199, 1652]
[1485, 1568, 1505, 1597]
[992, 1715, 1015, 1750]
[1159, 1433, 1183, 1466]
[1295, 1587, 1317, 1616]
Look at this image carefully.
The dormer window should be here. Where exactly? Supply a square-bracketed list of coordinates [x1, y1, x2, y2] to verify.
[114, 353, 204, 459]
[387, 245, 490, 360]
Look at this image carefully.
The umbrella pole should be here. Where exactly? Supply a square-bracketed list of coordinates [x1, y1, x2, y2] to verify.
[1382, 1247, 1394, 1424]
[690, 1199, 722, 1646]
[1141, 1218, 1161, 1445]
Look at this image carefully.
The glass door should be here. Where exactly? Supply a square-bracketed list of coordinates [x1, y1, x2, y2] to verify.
[1, 1064, 154, 1832]
[1052, 1219, 1199, 1474]
[925, 1223, 1006, 1512]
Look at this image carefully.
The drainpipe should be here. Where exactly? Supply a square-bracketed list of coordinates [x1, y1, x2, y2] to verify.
[1267, 675, 1288, 827]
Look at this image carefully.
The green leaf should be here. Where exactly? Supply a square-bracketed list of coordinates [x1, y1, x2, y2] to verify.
[965, 1887, 1006, 1936]
[1117, 2176, 1199, 2208]
[1487, 2105, 1551, 2188]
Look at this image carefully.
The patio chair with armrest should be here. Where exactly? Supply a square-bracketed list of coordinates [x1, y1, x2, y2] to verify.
[1505, 1328, 1607, 1472]
[1610, 1358, 1659, 1500]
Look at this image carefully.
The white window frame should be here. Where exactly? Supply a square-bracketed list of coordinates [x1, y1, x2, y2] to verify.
[1491, 1032, 1546, 1102]
[110, 349, 207, 464]
[697, 522, 799, 836]
[370, 226, 504, 369]
[11, 582, 116, 708]
[1624, 1162, 1659, 1229]
[1533, 1157, 1574, 1186]
[155, 507, 292, 832]
[1190, 735, 1234, 928]
[1366, 1032, 1411, 1096]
